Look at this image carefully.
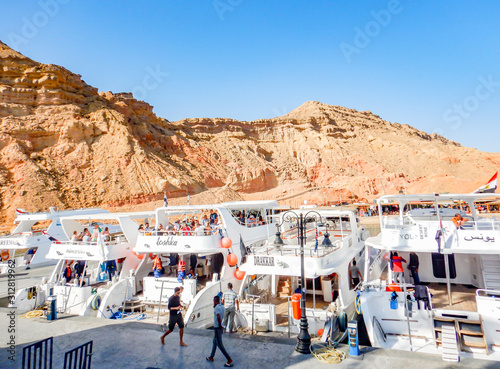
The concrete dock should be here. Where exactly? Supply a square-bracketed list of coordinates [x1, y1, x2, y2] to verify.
[1, 308, 497, 369]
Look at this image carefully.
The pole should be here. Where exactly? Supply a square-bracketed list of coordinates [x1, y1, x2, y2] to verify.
[403, 284, 413, 351]
[434, 195, 452, 305]
[296, 214, 311, 354]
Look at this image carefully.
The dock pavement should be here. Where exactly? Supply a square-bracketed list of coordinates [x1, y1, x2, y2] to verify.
[1, 308, 497, 369]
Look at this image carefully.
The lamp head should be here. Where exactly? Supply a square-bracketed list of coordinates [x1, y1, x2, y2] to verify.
[321, 231, 333, 247]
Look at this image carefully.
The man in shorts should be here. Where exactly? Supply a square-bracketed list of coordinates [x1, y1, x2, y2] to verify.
[160, 287, 187, 346]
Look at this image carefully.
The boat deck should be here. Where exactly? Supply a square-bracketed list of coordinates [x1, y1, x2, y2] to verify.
[266, 294, 331, 325]
[427, 282, 478, 311]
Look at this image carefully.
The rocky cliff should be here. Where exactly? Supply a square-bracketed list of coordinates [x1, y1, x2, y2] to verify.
[0, 41, 498, 222]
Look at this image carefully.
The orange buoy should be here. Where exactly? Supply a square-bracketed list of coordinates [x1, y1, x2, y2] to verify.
[227, 253, 238, 267]
[1, 249, 10, 261]
[291, 293, 302, 320]
[234, 268, 245, 280]
[133, 248, 144, 260]
[221, 237, 232, 249]
[318, 328, 324, 337]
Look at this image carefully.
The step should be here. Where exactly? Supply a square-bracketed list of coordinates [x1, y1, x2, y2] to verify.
[483, 272, 500, 280]
[482, 261, 500, 268]
[280, 287, 291, 294]
[441, 325, 459, 362]
[483, 266, 500, 273]
[278, 292, 290, 298]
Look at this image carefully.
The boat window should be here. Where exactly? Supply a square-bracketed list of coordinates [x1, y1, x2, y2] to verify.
[431, 253, 456, 279]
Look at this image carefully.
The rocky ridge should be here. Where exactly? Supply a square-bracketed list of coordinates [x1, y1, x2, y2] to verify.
[0, 41, 499, 223]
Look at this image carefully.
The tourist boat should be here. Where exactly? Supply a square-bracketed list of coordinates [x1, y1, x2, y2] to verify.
[236, 207, 385, 339]
[0, 207, 108, 274]
[11, 210, 154, 316]
[358, 193, 500, 361]
[112, 201, 280, 323]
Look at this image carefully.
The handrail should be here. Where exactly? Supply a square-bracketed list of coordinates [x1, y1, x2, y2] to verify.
[476, 288, 500, 297]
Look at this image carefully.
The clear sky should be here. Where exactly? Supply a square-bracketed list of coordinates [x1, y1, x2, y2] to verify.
[1, 1, 499, 152]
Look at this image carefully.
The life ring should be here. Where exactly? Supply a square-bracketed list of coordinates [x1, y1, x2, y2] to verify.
[149, 253, 157, 260]
[91, 295, 102, 310]
[1, 249, 10, 261]
[355, 295, 362, 315]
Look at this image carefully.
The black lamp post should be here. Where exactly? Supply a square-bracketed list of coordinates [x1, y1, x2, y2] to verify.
[275, 210, 324, 354]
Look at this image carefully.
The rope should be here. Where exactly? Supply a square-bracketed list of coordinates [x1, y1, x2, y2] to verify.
[19, 310, 44, 319]
[310, 343, 346, 364]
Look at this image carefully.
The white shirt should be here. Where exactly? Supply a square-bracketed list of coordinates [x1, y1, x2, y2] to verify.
[194, 225, 205, 236]
[214, 303, 225, 328]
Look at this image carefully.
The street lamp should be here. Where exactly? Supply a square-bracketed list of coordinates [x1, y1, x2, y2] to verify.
[275, 210, 324, 354]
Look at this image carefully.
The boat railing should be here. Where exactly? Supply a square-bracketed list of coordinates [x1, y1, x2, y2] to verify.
[55, 239, 123, 247]
[139, 228, 216, 237]
[247, 239, 343, 257]
[476, 289, 500, 297]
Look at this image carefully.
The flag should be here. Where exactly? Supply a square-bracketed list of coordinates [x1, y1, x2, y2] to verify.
[163, 192, 168, 207]
[16, 208, 28, 215]
[42, 230, 58, 242]
[473, 172, 497, 193]
[239, 235, 247, 265]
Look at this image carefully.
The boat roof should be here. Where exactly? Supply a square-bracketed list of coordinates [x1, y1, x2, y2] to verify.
[377, 193, 500, 203]
[60, 211, 155, 221]
[156, 200, 279, 212]
[15, 208, 109, 221]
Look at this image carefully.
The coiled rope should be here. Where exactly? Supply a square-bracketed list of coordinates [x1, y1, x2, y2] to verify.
[310, 343, 346, 364]
[19, 310, 44, 319]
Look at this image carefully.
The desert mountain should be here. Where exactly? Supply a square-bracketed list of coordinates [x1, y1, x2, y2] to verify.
[0, 41, 498, 223]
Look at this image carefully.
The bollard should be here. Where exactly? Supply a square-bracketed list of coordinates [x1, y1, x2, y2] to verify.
[47, 296, 57, 321]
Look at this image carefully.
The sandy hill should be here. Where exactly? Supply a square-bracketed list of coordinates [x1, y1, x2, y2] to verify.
[0, 41, 498, 222]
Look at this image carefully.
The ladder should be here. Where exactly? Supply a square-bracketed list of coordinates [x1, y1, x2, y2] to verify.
[441, 324, 460, 362]
[481, 254, 500, 290]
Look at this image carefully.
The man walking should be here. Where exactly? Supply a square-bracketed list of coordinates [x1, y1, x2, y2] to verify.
[222, 283, 239, 333]
[160, 287, 187, 346]
[206, 295, 233, 367]
[349, 260, 363, 289]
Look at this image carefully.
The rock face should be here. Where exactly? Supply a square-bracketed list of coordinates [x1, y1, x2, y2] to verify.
[0, 41, 499, 222]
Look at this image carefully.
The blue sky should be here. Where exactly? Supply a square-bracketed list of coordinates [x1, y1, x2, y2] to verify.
[1, 0, 499, 152]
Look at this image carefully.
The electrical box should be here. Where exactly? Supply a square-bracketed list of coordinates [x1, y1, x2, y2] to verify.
[348, 320, 359, 356]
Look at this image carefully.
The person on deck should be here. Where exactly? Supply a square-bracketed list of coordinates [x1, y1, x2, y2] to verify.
[349, 260, 363, 289]
[408, 252, 420, 285]
[452, 213, 468, 229]
[106, 259, 117, 280]
[391, 252, 407, 284]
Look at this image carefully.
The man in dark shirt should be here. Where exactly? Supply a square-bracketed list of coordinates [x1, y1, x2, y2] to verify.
[160, 287, 187, 346]
[408, 252, 420, 285]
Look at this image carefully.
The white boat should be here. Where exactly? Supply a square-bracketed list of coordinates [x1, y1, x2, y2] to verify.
[11, 210, 154, 316]
[358, 193, 500, 361]
[237, 208, 384, 337]
[0, 207, 108, 274]
[122, 200, 280, 325]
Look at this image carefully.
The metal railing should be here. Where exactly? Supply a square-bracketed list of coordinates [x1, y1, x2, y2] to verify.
[22, 337, 53, 369]
[63, 341, 93, 369]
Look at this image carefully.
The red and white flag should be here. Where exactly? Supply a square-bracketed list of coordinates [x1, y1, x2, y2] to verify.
[473, 172, 497, 193]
